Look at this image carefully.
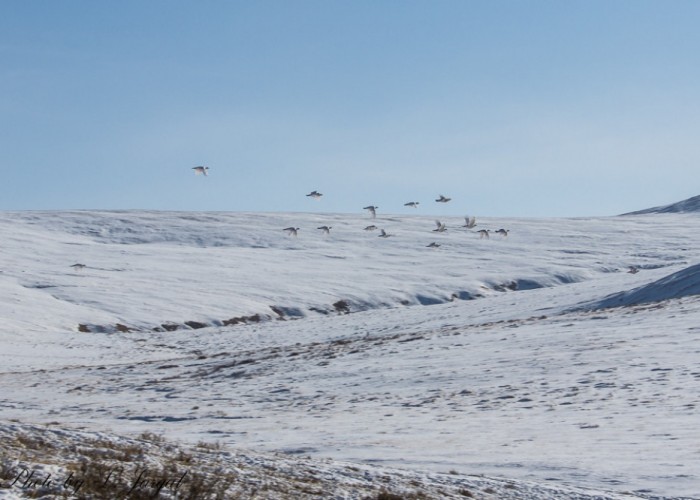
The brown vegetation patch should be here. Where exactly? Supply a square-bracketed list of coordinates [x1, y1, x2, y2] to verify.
[184, 321, 208, 330]
[222, 314, 262, 326]
[333, 300, 350, 314]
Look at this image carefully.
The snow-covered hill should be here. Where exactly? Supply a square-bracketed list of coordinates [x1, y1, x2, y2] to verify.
[622, 194, 700, 214]
[585, 263, 700, 310]
[0, 209, 696, 337]
[1, 210, 699, 499]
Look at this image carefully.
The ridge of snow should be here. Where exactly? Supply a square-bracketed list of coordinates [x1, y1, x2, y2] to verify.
[622, 195, 700, 215]
[1, 209, 694, 336]
[582, 263, 700, 310]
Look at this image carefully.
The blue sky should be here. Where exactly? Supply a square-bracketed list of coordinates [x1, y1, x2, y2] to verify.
[2, 1, 699, 216]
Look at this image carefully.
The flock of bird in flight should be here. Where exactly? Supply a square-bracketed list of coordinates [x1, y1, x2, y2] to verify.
[192, 166, 509, 247]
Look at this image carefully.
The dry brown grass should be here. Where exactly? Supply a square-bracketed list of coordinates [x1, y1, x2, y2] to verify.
[1, 424, 503, 500]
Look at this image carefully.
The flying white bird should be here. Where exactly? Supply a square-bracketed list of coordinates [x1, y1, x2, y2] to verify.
[364, 225, 378, 231]
[306, 191, 323, 199]
[463, 216, 477, 229]
[435, 194, 451, 203]
[495, 229, 509, 237]
[70, 263, 86, 271]
[478, 229, 490, 239]
[404, 201, 420, 208]
[192, 166, 209, 176]
[317, 225, 332, 234]
[378, 229, 392, 238]
[433, 220, 447, 232]
[427, 242, 441, 248]
[283, 227, 300, 237]
[363, 205, 378, 218]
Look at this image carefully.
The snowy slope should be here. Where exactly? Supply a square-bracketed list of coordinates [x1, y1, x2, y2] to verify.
[1, 210, 700, 499]
[0, 210, 695, 337]
[586, 263, 700, 309]
[623, 194, 700, 214]
[5, 421, 678, 500]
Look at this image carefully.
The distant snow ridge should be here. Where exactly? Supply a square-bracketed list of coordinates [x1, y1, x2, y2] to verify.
[623, 194, 700, 214]
[584, 263, 700, 310]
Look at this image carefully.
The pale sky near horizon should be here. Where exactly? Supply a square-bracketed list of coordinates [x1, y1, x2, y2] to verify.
[2, 1, 699, 217]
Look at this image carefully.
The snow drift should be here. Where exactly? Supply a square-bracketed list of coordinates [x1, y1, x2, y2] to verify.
[584, 263, 700, 310]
